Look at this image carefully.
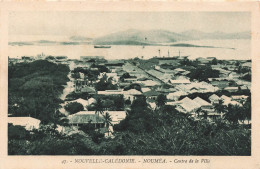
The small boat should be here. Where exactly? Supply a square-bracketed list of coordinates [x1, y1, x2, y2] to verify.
[94, 45, 111, 48]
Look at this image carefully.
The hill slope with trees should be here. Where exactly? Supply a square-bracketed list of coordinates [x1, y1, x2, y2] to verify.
[8, 60, 70, 124]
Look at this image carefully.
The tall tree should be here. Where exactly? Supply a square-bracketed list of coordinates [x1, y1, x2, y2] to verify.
[202, 109, 208, 120]
[103, 112, 113, 136]
[93, 98, 104, 128]
[130, 96, 150, 115]
[244, 96, 251, 124]
[113, 95, 125, 111]
[155, 94, 167, 109]
[224, 104, 240, 125]
[195, 108, 208, 120]
[64, 102, 84, 115]
[195, 108, 203, 120]
[158, 105, 186, 125]
[211, 58, 218, 65]
[214, 99, 226, 118]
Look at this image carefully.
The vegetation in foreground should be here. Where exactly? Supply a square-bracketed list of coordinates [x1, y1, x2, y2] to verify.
[8, 60, 70, 124]
[8, 60, 251, 155]
[8, 105, 251, 155]
[9, 96, 251, 155]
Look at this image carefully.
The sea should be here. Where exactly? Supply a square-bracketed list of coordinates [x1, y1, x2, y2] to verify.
[8, 39, 250, 60]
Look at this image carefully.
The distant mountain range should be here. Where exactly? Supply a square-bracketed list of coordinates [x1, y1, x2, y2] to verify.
[93, 29, 251, 45]
[69, 36, 93, 42]
[93, 29, 190, 45]
[9, 40, 91, 46]
[9, 29, 250, 47]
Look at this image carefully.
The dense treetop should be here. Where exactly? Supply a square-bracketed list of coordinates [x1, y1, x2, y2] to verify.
[8, 60, 70, 124]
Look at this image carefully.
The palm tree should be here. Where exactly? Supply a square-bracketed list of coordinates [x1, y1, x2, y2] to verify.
[93, 98, 104, 128]
[155, 94, 167, 110]
[202, 110, 208, 120]
[195, 108, 208, 120]
[244, 96, 251, 125]
[195, 108, 202, 120]
[161, 105, 186, 125]
[237, 106, 246, 124]
[103, 112, 112, 136]
[214, 99, 225, 119]
[50, 110, 69, 134]
[224, 104, 240, 125]
[102, 73, 108, 82]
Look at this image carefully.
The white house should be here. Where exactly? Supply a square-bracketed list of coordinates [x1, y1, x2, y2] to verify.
[174, 68, 186, 73]
[241, 62, 251, 68]
[141, 87, 151, 93]
[167, 91, 187, 101]
[170, 79, 191, 85]
[123, 89, 143, 102]
[209, 94, 220, 104]
[231, 95, 248, 101]
[228, 72, 240, 79]
[79, 72, 85, 79]
[98, 89, 124, 95]
[220, 95, 242, 106]
[177, 97, 200, 113]
[68, 111, 126, 126]
[65, 98, 96, 110]
[193, 97, 213, 110]
[136, 80, 160, 87]
[224, 87, 239, 92]
[8, 117, 41, 131]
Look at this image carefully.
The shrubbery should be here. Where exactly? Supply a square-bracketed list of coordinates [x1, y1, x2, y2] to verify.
[64, 102, 84, 114]
[189, 66, 220, 82]
[9, 94, 251, 155]
[87, 95, 124, 111]
[65, 92, 91, 101]
[95, 75, 118, 91]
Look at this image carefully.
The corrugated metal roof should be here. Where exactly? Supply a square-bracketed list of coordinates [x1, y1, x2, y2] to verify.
[68, 111, 126, 125]
[8, 117, 41, 130]
[124, 89, 142, 95]
[179, 97, 200, 112]
[193, 97, 211, 106]
[209, 94, 220, 101]
[68, 114, 104, 124]
[143, 90, 160, 97]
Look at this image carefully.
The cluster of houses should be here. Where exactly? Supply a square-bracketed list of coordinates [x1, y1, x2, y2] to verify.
[173, 94, 248, 121]
[8, 55, 251, 136]
[8, 54, 71, 66]
[69, 56, 251, 126]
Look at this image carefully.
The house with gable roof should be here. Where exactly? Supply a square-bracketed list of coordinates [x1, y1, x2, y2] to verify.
[224, 87, 239, 93]
[220, 95, 242, 106]
[176, 97, 200, 114]
[167, 91, 187, 101]
[123, 89, 143, 102]
[241, 62, 251, 69]
[143, 90, 161, 101]
[193, 97, 213, 110]
[65, 98, 96, 110]
[68, 111, 126, 129]
[8, 117, 41, 131]
[209, 94, 221, 104]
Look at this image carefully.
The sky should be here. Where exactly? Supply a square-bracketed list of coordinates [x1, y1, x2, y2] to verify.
[9, 11, 250, 41]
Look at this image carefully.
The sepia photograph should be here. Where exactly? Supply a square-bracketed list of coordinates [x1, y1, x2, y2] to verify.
[7, 10, 252, 156]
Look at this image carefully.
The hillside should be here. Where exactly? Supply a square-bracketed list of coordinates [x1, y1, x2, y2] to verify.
[93, 29, 251, 45]
[93, 29, 191, 45]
